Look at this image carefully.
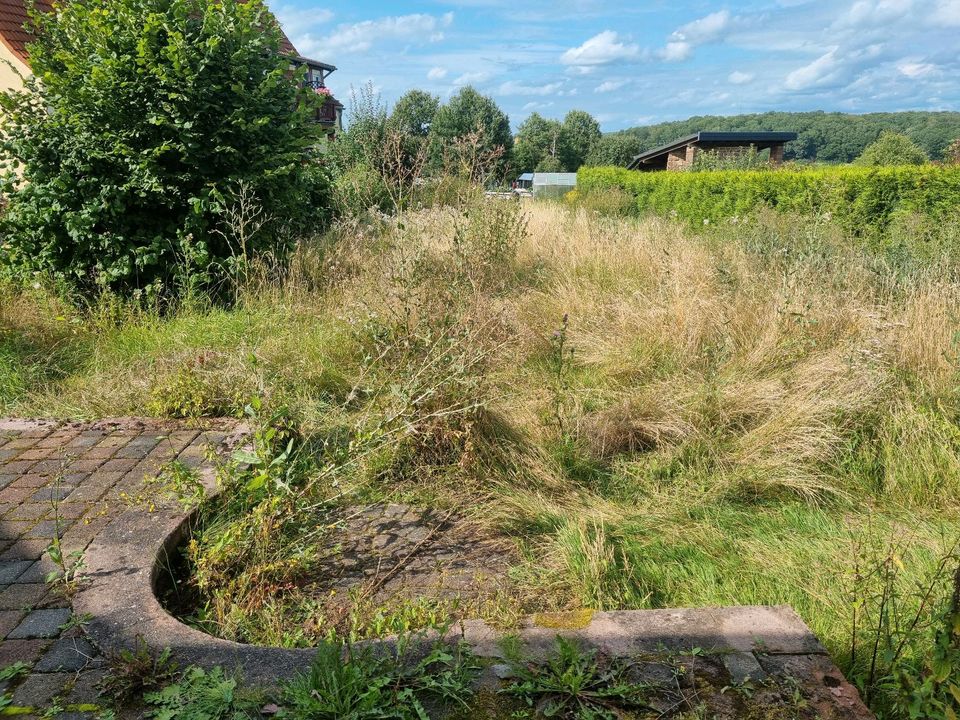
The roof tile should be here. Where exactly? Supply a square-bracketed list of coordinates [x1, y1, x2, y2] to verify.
[0, 0, 52, 64]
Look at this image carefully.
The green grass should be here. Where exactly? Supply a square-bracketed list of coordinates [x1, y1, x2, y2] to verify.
[2, 200, 959, 719]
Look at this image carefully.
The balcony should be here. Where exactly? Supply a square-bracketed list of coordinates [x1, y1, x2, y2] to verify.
[302, 80, 341, 127]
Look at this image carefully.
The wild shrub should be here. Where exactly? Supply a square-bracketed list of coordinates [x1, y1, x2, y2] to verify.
[0, 0, 330, 297]
[846, 531, 960, 719]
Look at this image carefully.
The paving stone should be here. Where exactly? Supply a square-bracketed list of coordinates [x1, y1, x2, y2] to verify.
[15, 558, 60, 585]
[10, 671, 72, 706]
[0, 487, 38, 504]
[0, 560, 34, 584]
[0, 583, 50, 610]
[11, 474, 54, 489]
[35, 637, 100, 672]
[64, 668, 108, 704]
[97, 459, 137, 474]
[27, 460, 67, 476]
[31, 486, 74, 503]
[0, 609, 26, 638]
[24, 520, 70, 540]
[7, 504, 53, 521]
[0, 474, 18, 489]
[1, 539, 50, 561]
[0, 638, 48, 665]
[8, 608, 72, 639]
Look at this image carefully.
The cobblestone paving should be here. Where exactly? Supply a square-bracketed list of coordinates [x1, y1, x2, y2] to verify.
[0, 418, 232, 718]
[317, 503, 516, 608]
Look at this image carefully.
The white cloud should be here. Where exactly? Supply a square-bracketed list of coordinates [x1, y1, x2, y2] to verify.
[327, 12, 454, 54]
[897, 61, 938, 78]
[453, 71, 491, 86]
[932, 0, 960, 25]
[841, 0, 913, 26]
[595, 79, 628, 93]
[671, 10, 731, 44]
[728, 71, 755, 84]
[659, 41, 692, 62]
[499, 80, 564, 96]
[560, 31, 642, 66]
[522, 101, 555, 111]
[427, 67, 449, 80]
[785, 49, 839, 90]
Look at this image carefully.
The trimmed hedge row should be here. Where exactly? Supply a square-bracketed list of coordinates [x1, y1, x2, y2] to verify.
[577, 165, 960, 230]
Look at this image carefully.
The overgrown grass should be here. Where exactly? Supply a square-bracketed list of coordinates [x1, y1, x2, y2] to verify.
[3, 200, 960, 718]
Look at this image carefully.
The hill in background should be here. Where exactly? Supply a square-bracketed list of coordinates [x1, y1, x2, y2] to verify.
[588, 111, 960, 167]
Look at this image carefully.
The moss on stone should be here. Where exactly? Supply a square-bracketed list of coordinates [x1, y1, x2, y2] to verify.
[532, 609, 595, 630]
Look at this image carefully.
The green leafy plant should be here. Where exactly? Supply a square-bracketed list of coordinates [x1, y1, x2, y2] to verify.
[503, 637, 650, 720]
[144, 666, 260, 720]
[0, 661, 30, 681]
[147, 460, 207, 511]
[577, 165, 960, 232]
[99, 641, 179, 707]
[45, 468, 85, 595]
[0, 0, 330, 296]
[855, 132, 929, 167]
[847, 530, 960, 719]
[887, 565, 960, 720]
[281, 636, 479, 719]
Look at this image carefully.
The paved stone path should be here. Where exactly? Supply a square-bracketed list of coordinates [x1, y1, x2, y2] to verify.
[313, 503, 517, 611]
[0, 418, 231, 718]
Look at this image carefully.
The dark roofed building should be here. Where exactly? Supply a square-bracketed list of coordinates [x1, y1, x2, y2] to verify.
[627, 131, 798, 172]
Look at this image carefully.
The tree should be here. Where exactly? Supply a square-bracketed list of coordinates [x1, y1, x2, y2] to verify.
[429, 87, 512, 179]
[855, 131, 929, 166]
[513, 110, 601, 172]
[585, 133, 644, 167]
[513, 113, 568, 172]
[0, 0, 326, 295]
[389, 90, 440, 137]
[562, 110, 601, 169]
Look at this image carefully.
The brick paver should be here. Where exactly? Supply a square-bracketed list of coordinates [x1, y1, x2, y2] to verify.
[0, 419, 227, 718]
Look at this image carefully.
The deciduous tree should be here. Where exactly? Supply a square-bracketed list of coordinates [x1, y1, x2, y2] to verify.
[0, 0, 327, 295]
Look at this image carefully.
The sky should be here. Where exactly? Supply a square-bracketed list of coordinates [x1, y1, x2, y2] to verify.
[271, 0, 960, 132]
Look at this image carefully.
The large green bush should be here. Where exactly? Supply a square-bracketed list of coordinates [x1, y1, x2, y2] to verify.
[0, 0, 329, 296]
[577, 165, 960, 231]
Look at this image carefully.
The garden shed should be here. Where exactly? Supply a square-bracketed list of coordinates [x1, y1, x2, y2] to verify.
[532, 172, 577, 199]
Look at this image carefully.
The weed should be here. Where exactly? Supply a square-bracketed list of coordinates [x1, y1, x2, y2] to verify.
[99, 641, 179, 707]
[147, 460, 207, 511]
[0, 662, 30, 681]
[281, 635, 479, 719]
[45, 466, 85, 596]
[503, 637, 650, 720]
[143, 666, 261, 720]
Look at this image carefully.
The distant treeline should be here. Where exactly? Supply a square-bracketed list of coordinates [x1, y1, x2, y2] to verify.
[587, 111, 960, 167]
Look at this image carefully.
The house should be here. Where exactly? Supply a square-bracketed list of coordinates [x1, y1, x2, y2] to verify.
[0, 0, 342, 138]
[0, 0, 49, 96]
[627, 131, 798, 172]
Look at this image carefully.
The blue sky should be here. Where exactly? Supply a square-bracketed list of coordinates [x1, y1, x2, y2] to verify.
[271, 0, 960, 132]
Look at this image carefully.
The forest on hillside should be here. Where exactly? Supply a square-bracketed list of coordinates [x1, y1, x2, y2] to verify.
[587, 111, 960, 166]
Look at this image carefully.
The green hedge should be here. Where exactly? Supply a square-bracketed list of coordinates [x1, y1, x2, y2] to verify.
[577, 165, 960, 230]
